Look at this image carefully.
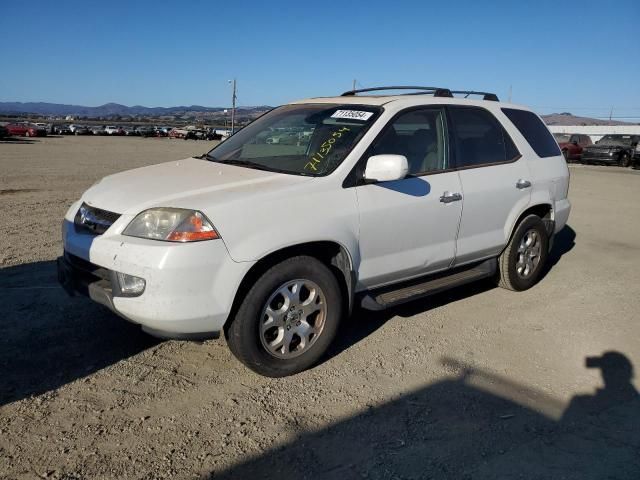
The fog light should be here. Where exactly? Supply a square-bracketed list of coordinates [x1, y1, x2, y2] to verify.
[116, 272, 146, 296]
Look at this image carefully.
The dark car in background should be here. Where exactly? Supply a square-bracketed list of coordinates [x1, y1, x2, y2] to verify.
[74, 125, 93, 135]
[53, 125, 73, 135]
[137, 126, 158, 137]
[0, 125, 9, 138]
[581, 134, 639, 167]
[553, 133, 592, 162]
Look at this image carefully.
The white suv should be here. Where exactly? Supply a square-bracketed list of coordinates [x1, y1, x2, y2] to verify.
[58, 86, 571, 377]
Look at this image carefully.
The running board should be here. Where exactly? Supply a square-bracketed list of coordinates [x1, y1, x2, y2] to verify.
[360, 259, 496, 311]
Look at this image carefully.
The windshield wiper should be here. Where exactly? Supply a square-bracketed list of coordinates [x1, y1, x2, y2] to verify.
[206, 157, 316, 176]
[218, 159, 277, 171]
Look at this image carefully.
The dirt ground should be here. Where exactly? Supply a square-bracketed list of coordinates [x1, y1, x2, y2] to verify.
[1, 135, 639, 480]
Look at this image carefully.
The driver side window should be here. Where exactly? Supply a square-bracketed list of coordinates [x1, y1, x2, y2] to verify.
[369, 108, 448, 175]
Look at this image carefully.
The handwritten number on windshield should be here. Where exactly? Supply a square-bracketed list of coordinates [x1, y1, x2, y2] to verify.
[305, 127, 351, 172]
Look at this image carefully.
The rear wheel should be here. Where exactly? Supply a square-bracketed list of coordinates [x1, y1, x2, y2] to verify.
[496, 215, 549, 291]
[620, 152, 631, 167]
[226, 256, 342, 377]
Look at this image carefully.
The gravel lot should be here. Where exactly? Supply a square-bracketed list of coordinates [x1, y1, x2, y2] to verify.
[1, 136, 639, 479]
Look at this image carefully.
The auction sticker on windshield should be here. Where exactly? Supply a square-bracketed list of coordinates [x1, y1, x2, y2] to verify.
[330, 110, 374, 121]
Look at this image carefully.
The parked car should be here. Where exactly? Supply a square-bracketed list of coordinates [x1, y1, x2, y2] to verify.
[122, 126, 137, 136]
[5, 123, 42, 137]
[553, 133, 592, 162]
[137, 126, 158, 137]
[34, 123, 49, 135]
[581, 134, 639, 167]
[57, 85, 570, 377]
[53, 124, 73, 135]
[184, 129, 208, 140]
[104, 125, 123, 135]
[633, 142, 640, 168]
[0, 125, 9, 138]
[89, 126, 106, 135]
[74, 125, 92, 135]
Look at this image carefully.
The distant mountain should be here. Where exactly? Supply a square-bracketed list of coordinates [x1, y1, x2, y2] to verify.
[540, 112, 634, 126]
[0, 101, 270, 117]
[2, 102, 634, 126]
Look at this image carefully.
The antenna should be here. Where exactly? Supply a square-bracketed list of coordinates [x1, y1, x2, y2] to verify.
[228, 79, 237, 135]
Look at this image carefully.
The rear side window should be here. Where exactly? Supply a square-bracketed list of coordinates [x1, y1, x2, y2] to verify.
[502, 108, 561, 158]
[449, 107, 520, 168]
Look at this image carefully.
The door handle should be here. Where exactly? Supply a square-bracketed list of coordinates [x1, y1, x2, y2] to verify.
[440, 191, 462, 203]
[516, 179, 532, 189]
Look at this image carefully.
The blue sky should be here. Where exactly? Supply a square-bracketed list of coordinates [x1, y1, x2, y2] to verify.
[1, 0, 639, 119]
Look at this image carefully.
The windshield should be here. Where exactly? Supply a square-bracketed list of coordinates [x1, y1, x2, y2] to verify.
[597, 135, 635, 146]
[205, 104, 381, 176]
[553, 134, 571, 143]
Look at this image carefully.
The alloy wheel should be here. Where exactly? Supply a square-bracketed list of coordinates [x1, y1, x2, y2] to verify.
[259, 279, 327, 359]
[516, 229, 542, 279]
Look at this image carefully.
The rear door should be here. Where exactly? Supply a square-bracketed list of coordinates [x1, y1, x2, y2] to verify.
[449, 106, 531, 265]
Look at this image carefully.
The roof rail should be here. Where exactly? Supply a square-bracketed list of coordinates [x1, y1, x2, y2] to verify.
[340, 86, 453, 98]
[450, 90, 499, 101]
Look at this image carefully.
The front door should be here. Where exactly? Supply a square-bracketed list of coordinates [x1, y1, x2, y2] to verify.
[355, 107, 464, 288]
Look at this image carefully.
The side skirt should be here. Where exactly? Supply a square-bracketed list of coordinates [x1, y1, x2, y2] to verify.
[359, 258, 497, 311]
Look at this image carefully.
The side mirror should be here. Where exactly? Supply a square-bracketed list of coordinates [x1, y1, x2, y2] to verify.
[364, 154, 408, 182]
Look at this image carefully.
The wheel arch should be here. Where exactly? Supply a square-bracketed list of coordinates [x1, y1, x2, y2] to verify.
[506, 203, 554, 246]
[224, 241, 356, 334]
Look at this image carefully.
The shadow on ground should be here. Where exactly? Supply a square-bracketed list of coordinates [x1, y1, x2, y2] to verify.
[0, 261, 159, 406]
[0, 137, 39, 144]
[211, 350, 639, 480]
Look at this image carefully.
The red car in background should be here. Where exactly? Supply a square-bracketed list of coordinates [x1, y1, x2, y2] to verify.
[553, 133, 592, 162]
[5, 123, 46, 137]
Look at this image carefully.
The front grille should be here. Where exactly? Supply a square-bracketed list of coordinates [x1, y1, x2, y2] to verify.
[74, 202, 121, 235]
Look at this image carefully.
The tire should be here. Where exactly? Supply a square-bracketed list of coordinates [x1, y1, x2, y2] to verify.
[496, 214, 549, 291]
[226, 256, 342, 377]
[620, 152, 630, 168]
[562, 149, 570, 162]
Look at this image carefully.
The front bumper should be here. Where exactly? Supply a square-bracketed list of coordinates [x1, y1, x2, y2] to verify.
[581, 151, 618, 163]
[59, 219, 253, 339]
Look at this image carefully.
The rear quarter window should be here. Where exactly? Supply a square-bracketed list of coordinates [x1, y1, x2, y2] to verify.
[502, 108, 561, 158]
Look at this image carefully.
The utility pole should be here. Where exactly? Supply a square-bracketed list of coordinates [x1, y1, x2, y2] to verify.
[609, 107, 613, 121]
[352, 79, 356, 91]
[229, 78, 237, 135]
[508, 85, 512, 103]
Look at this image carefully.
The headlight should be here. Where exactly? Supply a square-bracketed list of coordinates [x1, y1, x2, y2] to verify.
[123, 208, 219, 242]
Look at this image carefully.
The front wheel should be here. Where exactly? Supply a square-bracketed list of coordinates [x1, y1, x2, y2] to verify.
[226, 256, 342, 377]
[496, 215, 549, 291]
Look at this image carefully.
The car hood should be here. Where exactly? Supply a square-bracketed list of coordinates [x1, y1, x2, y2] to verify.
[82, 157, 314, 215]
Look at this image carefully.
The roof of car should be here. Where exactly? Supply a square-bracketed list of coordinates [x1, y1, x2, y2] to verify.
[290, 94, 529, 111]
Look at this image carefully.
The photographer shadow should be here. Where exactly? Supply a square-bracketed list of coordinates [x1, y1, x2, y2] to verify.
[212, 351, 639, 479]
